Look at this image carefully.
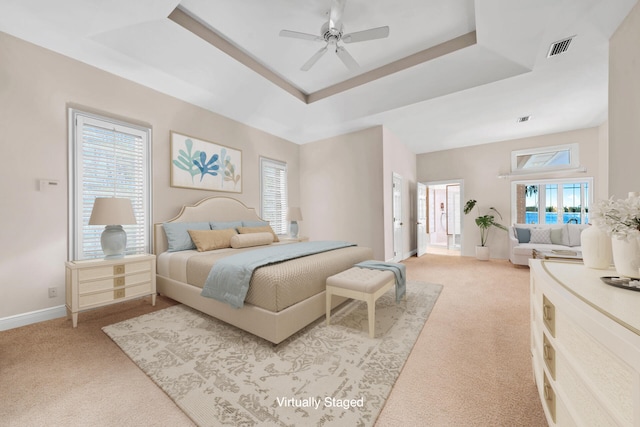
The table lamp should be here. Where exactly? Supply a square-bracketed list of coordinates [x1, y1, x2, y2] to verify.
[287, 207, 303, 238]
[89, 197, 137, 258]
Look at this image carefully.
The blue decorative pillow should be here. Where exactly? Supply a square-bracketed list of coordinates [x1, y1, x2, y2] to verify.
[210, 221, 243, 230]
[242, 220, 269, 227]
[514, 227, 531, 243]
[163, 222, 210, 252]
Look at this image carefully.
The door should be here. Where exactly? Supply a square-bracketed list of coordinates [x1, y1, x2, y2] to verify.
[392, 173, 403, 262]
[417, 182, 427, 256]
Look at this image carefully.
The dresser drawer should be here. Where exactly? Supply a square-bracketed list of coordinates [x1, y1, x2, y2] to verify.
[542, 294, 555, 337]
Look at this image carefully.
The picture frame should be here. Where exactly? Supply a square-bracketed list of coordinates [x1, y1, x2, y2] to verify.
[170, 131, 242, 193]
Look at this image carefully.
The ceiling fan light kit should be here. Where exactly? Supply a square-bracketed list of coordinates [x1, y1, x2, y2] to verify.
[279, 0, 390, 71]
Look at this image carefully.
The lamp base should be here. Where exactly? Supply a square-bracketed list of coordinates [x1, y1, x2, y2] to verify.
[101, 225, 127, 259]
[290, 221, 299, 238]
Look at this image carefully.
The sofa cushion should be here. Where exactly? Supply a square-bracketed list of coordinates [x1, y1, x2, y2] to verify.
[567, 224, 589, 247]
[530, 228, 552, 244]
[514, 227, 531, 243]
[550, 227, 564, 245]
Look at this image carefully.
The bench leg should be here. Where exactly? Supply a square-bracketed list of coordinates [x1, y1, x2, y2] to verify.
[326, 288, 332, 326]
[367, 297, 375, 338]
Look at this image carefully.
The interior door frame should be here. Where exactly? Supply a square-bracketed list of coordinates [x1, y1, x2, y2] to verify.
[416, 182, 427, 257]
[422, 179, 464, 252]
[392, 172, 403, 262]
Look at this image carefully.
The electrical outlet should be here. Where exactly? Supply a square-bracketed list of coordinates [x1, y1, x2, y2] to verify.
[48, 287, 58, 298]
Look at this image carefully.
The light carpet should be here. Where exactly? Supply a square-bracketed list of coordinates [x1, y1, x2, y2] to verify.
[102, 281, 442, 427]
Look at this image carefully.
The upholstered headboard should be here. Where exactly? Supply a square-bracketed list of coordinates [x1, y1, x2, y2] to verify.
[154, 197, 264, 254]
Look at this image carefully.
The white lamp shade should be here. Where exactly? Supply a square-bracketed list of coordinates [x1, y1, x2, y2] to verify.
[89, 198, 137, 225]
[287, 207, 303, 222]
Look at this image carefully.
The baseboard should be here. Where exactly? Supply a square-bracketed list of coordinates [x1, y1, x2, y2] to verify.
[0, 305, 67, 331]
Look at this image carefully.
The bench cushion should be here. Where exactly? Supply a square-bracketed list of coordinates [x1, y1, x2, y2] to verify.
[327, 267, 394, 294]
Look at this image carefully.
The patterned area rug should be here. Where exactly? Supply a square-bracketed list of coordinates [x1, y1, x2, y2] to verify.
[103, 281, 442, 427]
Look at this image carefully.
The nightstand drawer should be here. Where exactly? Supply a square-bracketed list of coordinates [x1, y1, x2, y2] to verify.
[79, 271, 152, 293]
[78, 261, 151, 282]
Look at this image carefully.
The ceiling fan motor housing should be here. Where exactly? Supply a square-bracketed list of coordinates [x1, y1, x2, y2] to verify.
[321, 22, 343, 44]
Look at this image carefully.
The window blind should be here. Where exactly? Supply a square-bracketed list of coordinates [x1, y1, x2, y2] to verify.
[70, 111, 151, 260]
[260, 157, 288, 235]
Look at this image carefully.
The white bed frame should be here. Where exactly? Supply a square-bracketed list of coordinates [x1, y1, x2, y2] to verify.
[154, 196, 353, 344]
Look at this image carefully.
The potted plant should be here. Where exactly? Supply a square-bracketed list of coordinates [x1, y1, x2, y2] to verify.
[464, 199, 508, 260]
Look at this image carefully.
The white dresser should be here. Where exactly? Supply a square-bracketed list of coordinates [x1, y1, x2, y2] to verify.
[65, 254, 156, 327]
[530, 259, 640, 426]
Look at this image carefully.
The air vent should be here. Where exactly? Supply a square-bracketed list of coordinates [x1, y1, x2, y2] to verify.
[517, 116, 531, 123]
[548, 36, 574, 57]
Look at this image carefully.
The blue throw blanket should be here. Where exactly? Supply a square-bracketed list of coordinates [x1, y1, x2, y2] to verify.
[354, 260, 406, 302]
[201, 241, 356, 308]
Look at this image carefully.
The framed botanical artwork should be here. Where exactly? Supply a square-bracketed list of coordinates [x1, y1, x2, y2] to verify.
[170, 131, 242, 193]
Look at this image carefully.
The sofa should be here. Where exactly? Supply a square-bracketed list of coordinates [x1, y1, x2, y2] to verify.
[509, 223, 588, 266]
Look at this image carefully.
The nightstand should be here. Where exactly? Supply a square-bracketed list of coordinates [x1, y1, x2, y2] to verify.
[280, 236, 309, 242]
[65, 254, 156, 327]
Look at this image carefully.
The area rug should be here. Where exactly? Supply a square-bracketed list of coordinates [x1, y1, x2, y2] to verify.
[102, 281, 442, 427]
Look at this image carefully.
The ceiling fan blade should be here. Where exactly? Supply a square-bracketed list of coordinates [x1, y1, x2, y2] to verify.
[342, 26, 389, 43]
[335, 46, 359, 71]
[329, 0, 347, 30]
[279, 29, 323, 42]
[301, 45, 328, 71]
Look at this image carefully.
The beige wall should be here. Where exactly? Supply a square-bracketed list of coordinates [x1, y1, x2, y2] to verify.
[299, 127, 385, 260]
[609, 1, 640, 198]
[0, 32, 299, 319]
[383, 127, 417, 261]
[417, 126, 606, 259]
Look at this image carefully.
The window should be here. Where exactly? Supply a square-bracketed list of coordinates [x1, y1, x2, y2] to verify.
[511, 143, 580, 174]
[512, 178, 592, 225]
[260, 157, 288, 235]
[69, 109, 151, 260]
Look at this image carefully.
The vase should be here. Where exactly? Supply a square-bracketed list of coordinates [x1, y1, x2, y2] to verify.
[580, 225, 612, 269]
[611, 237, 640, 278]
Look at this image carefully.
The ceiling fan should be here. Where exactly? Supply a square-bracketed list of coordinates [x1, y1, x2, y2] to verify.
[279, 0, 390, 72]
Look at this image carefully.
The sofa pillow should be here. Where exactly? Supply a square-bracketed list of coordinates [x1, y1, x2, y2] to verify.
[163, 221, 210, 252]
[567, 224, 589, 247]
[530, 228, 552, 244]
[187, 228, 238, 252]
[210, 221, 242, 230]
[550, 227, 564, 245]
[237, 225, 279, 242]
[514, 227, 531, 243]
[230, 232, 273, 249]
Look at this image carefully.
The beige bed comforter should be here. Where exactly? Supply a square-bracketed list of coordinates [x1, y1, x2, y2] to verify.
[157, 245, 372, 312]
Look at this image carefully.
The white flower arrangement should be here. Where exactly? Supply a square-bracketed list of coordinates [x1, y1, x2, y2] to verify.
[590, 196, 640, 241]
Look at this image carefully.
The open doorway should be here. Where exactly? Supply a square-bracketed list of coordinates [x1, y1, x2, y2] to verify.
[421, 180, 462, 255]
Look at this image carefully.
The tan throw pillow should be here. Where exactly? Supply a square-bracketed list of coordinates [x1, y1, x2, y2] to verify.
[187, 228, 237, 252]
[236, 225, 279, 242]
[230, 232, 274, 249]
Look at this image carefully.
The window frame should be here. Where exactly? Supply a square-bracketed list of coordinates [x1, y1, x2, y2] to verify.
[68, 108, 152, 260]
[511, 177, 593, 225]
[259, 156, 288, 235]
[511, 143, 580, 174]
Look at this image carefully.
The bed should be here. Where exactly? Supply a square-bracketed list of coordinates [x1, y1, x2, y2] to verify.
[154, 196, 373, 344]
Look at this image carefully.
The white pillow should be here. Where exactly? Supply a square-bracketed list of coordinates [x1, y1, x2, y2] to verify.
[530, 228, 552, 244]
[230, 232, 274, 249]
[567, 224, 589, 247]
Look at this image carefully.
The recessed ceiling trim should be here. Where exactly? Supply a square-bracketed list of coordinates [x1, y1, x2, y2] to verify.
[168, 6, 308, 103]
[307, 31, 477, 103]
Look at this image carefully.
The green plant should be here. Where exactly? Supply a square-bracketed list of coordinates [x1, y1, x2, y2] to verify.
[464, 199, 508, 247]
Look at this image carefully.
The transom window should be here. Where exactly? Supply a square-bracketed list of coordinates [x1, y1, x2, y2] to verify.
[511, 143, 580, 174]
[512, 178, 592, 225]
